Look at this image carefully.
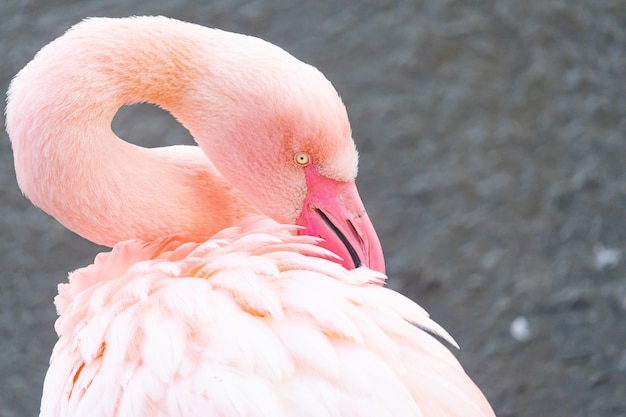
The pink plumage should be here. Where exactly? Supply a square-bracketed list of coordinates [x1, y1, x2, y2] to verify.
[6, 16, 495, 417]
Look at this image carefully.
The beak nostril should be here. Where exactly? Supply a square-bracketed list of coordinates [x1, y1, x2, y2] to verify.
[315, 208, 362, 268]
[347, 219, 364, 246]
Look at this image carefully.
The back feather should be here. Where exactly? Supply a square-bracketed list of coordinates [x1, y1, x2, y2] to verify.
[42, 217, 494, 417]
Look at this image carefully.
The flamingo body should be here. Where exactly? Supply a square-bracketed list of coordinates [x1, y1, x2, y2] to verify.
[6, 16, 496, 417]
[46, 218, 491, 417]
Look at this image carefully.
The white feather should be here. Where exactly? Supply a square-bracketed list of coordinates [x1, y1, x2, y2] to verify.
[40, 218, 494, 417]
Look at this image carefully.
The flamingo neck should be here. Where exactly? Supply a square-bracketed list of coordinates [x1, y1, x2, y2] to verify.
[6, 17, 262, 246]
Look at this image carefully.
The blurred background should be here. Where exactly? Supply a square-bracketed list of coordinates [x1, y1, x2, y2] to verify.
[1, 1, 625, 416]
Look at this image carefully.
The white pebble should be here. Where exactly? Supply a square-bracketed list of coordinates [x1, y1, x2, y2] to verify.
[593, 244, 621, 271]
[510, 316, 532, 342]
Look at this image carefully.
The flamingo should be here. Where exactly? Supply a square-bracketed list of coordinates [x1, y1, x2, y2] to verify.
[6, 16, 495, 417]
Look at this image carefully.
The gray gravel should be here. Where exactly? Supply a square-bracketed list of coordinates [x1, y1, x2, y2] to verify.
[2, 1, 625, 416]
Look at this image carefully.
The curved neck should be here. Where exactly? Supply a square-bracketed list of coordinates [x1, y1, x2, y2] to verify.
[7, 17, 266, 246]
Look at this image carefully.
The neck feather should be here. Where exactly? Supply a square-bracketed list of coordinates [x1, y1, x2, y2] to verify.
[6, 17, 261, 246]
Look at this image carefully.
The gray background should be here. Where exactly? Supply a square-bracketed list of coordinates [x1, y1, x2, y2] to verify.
[1, 1, 625, 416]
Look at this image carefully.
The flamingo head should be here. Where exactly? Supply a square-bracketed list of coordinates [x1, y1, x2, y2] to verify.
[252, 66, 385, 276]
[243, 84, 385, 275]
[185, 35, 385, 275]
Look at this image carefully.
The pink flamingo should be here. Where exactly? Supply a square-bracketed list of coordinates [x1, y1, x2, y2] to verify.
[6, 16, 495, 417]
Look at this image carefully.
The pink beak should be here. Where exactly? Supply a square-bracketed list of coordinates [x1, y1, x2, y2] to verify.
[296, 166, 385, 275]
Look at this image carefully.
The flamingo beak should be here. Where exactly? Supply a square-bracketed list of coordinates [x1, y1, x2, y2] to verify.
[296, 166, 386, 277]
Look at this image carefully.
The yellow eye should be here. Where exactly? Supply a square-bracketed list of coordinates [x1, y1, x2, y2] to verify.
[295, 152, 310, 166]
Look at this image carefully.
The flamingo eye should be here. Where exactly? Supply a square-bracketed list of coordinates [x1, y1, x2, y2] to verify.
[295, 152, 310, 166]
